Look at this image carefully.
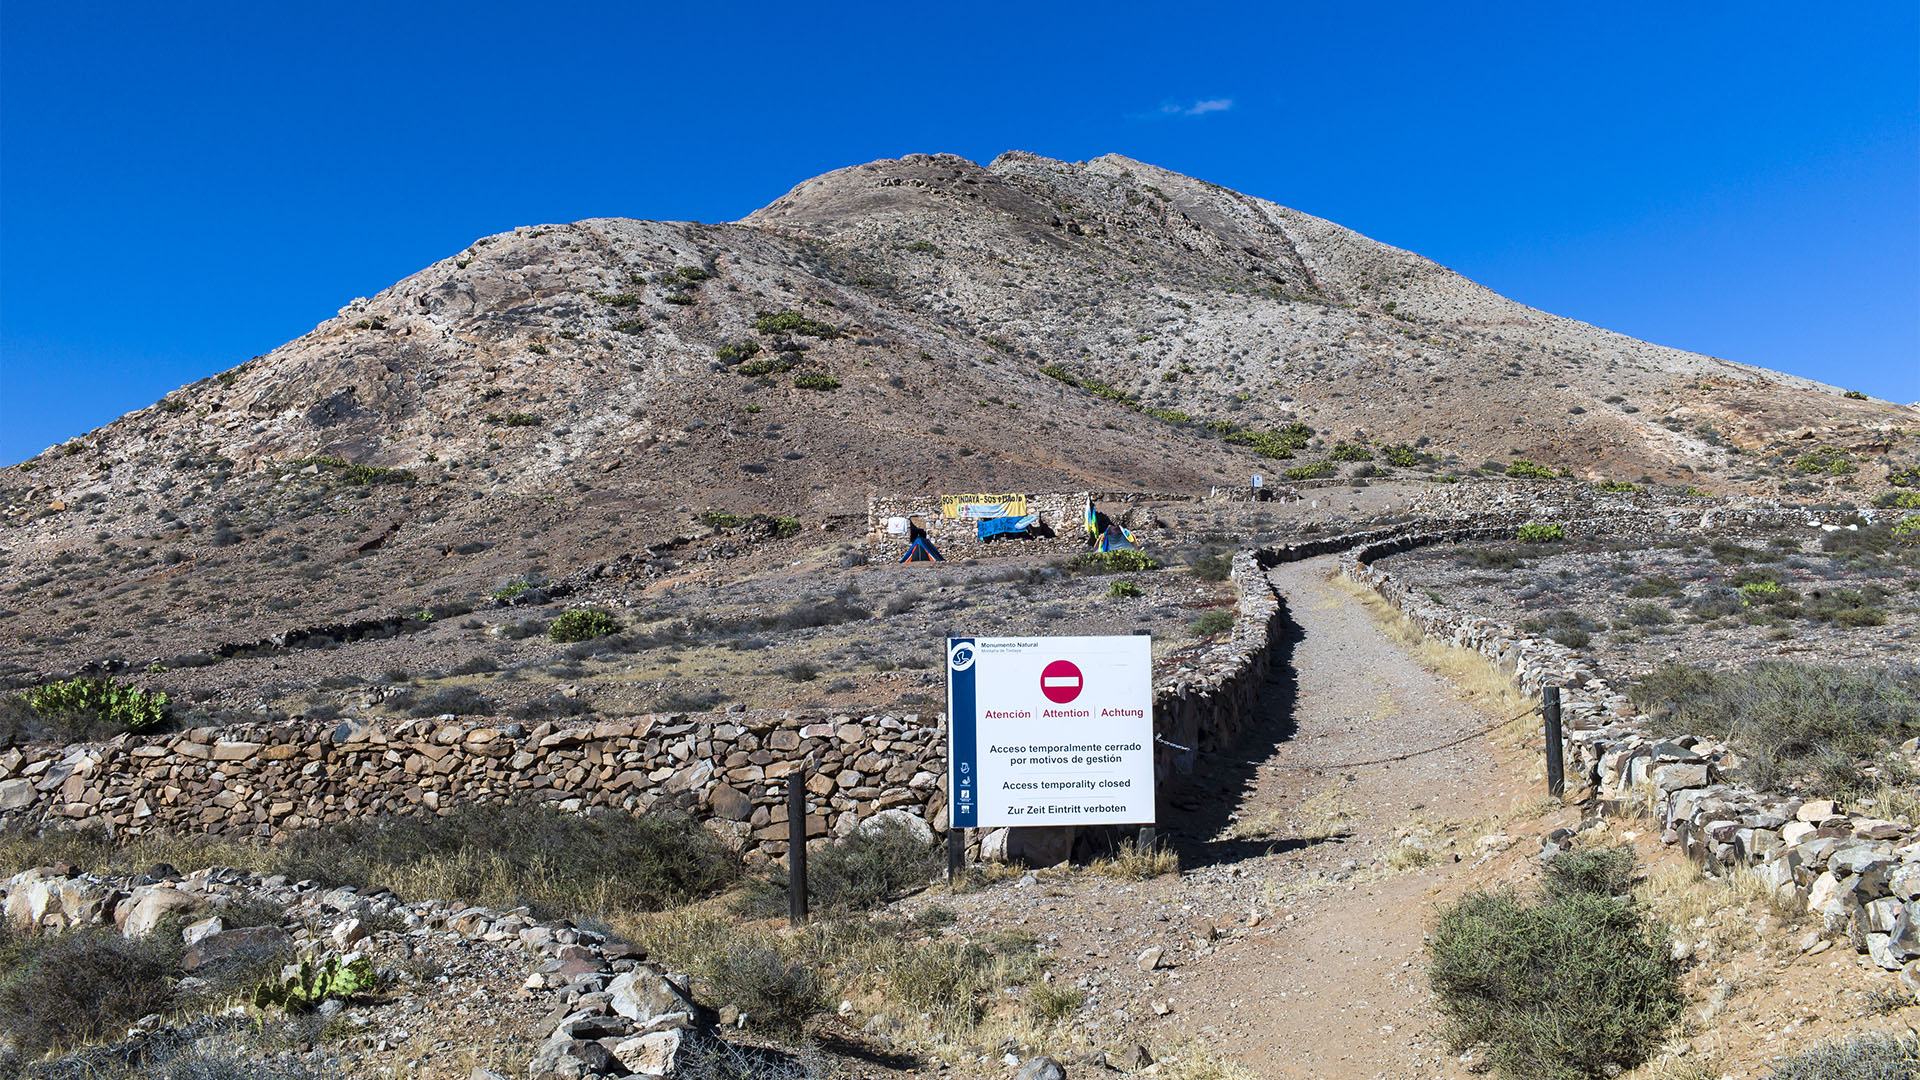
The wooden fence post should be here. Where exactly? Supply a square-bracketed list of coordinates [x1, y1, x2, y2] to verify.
[1543, 685, 1564, 799]
[788, 763, 808, 926]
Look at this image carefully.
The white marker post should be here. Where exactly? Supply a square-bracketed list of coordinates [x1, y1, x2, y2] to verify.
[947, 636, 1155, 830]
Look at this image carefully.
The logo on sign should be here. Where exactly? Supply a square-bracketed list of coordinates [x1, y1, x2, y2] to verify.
[1040, 659, 1084, 704]
[949, 641, 976, 671]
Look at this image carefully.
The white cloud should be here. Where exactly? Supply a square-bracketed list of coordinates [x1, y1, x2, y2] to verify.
[1157, 98, 1233, 118]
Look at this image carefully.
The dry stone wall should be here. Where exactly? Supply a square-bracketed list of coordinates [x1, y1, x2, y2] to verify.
[1335, 521, 1920, 982]
[0, 544, 1289, 868]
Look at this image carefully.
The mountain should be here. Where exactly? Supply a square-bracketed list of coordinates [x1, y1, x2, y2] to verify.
[2, 151, 1913, 687]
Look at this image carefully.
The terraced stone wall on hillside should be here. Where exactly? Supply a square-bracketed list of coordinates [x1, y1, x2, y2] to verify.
[0, 546, 1290, 867]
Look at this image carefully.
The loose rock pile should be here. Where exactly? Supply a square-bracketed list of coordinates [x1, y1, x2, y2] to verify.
[0, 861, 782, 1078]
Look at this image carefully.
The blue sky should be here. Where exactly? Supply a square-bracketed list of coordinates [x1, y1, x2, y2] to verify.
[3, 2, 1914, 464]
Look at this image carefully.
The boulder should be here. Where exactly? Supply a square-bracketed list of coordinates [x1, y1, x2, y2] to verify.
[1797, 800, 1838, 823]
[525, 1037, 618, 1080]
[182, 925, 292, 972]
[857, 808, 934, 846]
[612, 1029, 683, 1077]
[607, 970, 697, 1023]
[4, 869, 106, 931]
[0, 778, 35, 811]
[182, 915, 225, 946]
[1013, 1057, 1066, 1080]
[119, 886, 203, 939]
[983, 826, 1075, 866]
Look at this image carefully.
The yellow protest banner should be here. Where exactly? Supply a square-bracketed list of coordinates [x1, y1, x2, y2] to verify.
[939, 493, 1027, 519]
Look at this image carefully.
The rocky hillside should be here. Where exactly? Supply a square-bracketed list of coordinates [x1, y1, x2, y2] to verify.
[2, 151, 1914, 688]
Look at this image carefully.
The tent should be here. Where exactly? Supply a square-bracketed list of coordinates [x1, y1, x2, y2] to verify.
[900, 536, 944, 562]
[1095, 524, 1137, 552]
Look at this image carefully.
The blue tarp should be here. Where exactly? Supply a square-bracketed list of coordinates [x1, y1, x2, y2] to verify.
[976, 514, 1038, 541]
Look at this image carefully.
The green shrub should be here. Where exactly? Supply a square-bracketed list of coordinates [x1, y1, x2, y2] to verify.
[1821, 522, 1894, 558]
[1039, 364, 1077, 385]
[591, 292, 640, 307]
[793, 372, 841, 391]
[1630, 661, 1920, 790]
[1541, 845, 1636, 899]
[1329, 442, 1373, 462]
[807, 818, 943, 912]
[1891, 466, 1920, 489]
[1188, 552, 1233, 581]
[292, 456, 413, 486]
[1895, 516, 1920, 547]
[1875, 491, 1920, 509]
[703, 942, 824, 1039]
[1070, 550, 1158, 573]
[549, 609, 620, 643]
[1625, 575, 1683, 598]
[1617, 601, 1673, 627]
[1766, 1032, 1920, 1080]
[736, 355, 799, 377]
[1515, 523, 1564, 543]
[272, 804, 739, 915]
[1844, 389, 1869, 400]
[20, 677, 168, 736]
[0, 927, 180, 1055]
[1220, 422, 1313, 460]
[1189, 609, 1235, 637]
[1794, 447, 1855, 475]
[1283, 461, 1336, 480]
[1592, 480, 1640, 493]
[1522, 611, 1597, 649]
[1739, 580, 1787, 605]
[1801, 587, 1888, 626]
[1428, 888, 1682, 1080]
[752, 310, 838, 338]
[1381, 444, 1419, 467]
[1107, 581, 1143, 598]
[1506, 459, 1557, 480]
[701, 511, 745, 529]
[1458, 548, 1524, 570]
[768, 516, 802, 539]
[716, 339, 762, 363]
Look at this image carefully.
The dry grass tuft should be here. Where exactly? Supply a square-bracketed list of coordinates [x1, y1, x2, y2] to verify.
[1086, 839, 1178, 881]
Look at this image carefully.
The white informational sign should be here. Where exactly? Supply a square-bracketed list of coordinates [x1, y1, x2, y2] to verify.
[947, 635, 1155, 828]
[1250, 474, 1263, 489]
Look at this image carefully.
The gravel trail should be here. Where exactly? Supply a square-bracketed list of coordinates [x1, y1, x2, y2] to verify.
[910, 554, 1557, 1078]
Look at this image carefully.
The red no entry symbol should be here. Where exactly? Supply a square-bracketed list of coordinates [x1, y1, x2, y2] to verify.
[1040, 660, 1084, 704]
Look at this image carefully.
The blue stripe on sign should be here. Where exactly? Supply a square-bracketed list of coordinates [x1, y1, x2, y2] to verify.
[948, 637, 978, 828]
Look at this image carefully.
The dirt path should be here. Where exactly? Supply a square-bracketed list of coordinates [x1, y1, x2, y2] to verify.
[1152, 557, 1544, 1076]
[908, 555, 1565, 1078]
